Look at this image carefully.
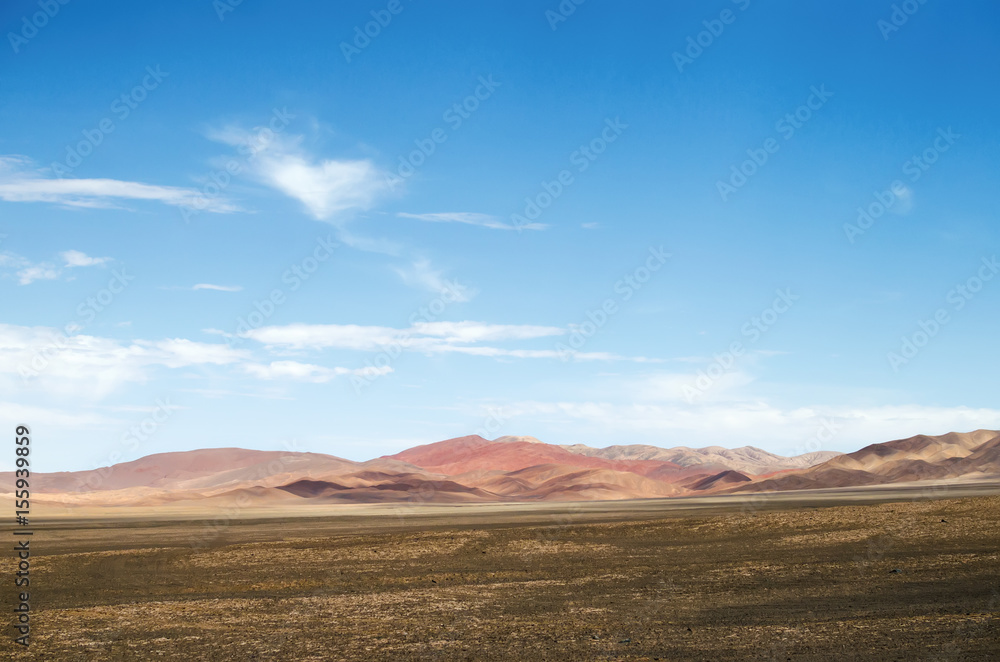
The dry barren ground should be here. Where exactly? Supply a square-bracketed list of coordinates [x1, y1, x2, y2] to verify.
[2, 490, 999, 661]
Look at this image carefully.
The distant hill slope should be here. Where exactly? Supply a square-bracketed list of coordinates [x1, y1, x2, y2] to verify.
[561, 443, 841, 476]
[3, 430, 996, 507]
[730, 430, 1000, 493]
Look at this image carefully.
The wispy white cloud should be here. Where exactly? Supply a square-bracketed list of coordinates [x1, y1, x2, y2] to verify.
[0, 324, 250, 398]
[192, 283, 243, 292]
[243, 323, 401, 351]
[2, 248, 112, 285]
[412, 321, 564, 343]
[206, 132, 386, 221]
[244, 360, 392, 383]
[61, 250, 111, 268]
[394, 259, 477, 301]
[17, 264, 60, 285]
[0, 155, 238, 213]
[398, 212, 547, 232]
[244, 321, 658, 363]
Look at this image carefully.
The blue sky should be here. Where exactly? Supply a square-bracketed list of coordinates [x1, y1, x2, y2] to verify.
[2, 0, 999, 471]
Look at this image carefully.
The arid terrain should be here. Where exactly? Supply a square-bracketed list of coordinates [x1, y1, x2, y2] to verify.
[6, 430, 999, 509]
[3, 484, 998, 661]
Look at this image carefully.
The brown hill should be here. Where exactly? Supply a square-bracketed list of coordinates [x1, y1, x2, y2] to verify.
[385, 435, 684, 479]
[688, 470, 752, 491]
[732, 430, 1000, 493]
[6, 430, 997, 508]
[562, 443, 841, 476]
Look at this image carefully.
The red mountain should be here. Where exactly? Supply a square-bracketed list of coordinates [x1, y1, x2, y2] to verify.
[385, 434, 686, 478]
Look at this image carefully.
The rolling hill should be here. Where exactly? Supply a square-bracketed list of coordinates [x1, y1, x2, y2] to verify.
[4, 430, 997, 507]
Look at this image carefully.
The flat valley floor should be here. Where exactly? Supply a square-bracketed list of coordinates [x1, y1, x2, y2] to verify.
[3, 484, 999, 661]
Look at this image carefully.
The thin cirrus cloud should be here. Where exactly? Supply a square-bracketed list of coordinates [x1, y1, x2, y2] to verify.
[242, 320, 660, 363]
[1, 249, 111, 285]
[192, 283, 243, 292]
[243, 360, 392, 384]
[205, 129, 387, 221]
[393, 259, 476, 302]
[397, 212, 548, 232]
[0, 155, 238, 213]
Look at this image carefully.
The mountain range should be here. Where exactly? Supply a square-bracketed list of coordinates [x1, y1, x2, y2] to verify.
[6, 430, 999, 508]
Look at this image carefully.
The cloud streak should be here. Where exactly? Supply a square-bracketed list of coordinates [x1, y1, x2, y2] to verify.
[0, 155, 238, 213]
[243, 321, 659, 363]
[398, 212, 547, 232]
[394, 259, 476, 301]
[206, 132, 387, 221]
[192, 283, 243, 292]
[1, 249, 112, 285]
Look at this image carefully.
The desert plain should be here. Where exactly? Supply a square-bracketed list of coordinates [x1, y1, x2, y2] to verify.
[3, 482, 999, 661]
